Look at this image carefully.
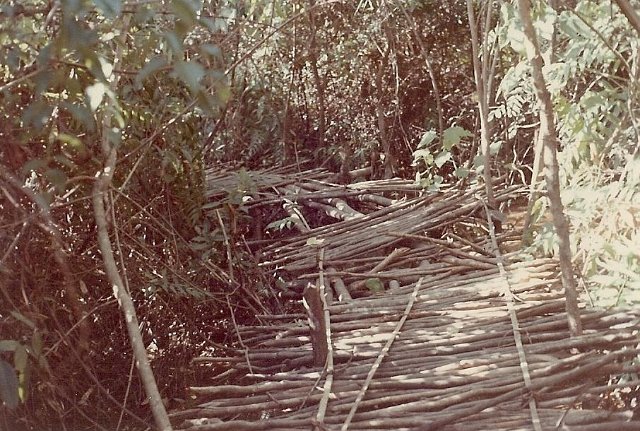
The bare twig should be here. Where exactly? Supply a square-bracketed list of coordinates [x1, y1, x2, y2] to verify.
[215, 209, 235, 282]
[227, 296, 254, 376]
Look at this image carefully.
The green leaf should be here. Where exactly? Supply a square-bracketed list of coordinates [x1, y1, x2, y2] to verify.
[92, 0, 121, 18]
[56, 133, 83, 149]
[85, 82, 107, 112]
[442, 126, 472, 150]
[171, 0, 198, 27]
[434, 151, 451, 168]
[196, 90, 220, 115]
[18, 359, 30, 402]
[133, 6, 155, 24]
[306, 237, 325, 246]
[164, 31, 184, 55]
[45, 169, 68, 192]
[174, 60, 205, 93]
[473, 154, 485, 173]
[0, 360, 19, 409]
[0, 341, 18, 352]
[412, 149, 433, 165]
[10, 312, 35, 329]
[455, 167, 470, 178]
[62, 102, 96, 132]
[14, 345, 28, 375]
[135, 56, 168, 88]
[418, 130, 437, 149]
[22, 158, 47, 174]
[31, 332, 43, 358]
[266, 217, 293, 231]
[365, 278, 384, 293]
[201, 44, 222, 59]
[22, 100, 53, 130]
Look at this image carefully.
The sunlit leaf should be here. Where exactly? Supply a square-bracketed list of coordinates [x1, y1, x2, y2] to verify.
[85, 82, 107, 111]
[435, 151, 451, 168]
[442, 126, 472, 150]
[619, 209, 636, 229]
[306, 237, 325, 246]
[418, 130, 437, 149]
[412, 149, 433, 165]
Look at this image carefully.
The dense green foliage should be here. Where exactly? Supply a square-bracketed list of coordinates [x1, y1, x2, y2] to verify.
[495, 1, 640, 306]
[1, 0, 639, 429]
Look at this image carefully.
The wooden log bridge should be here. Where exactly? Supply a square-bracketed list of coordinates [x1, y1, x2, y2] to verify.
[171, 166, 640, 430]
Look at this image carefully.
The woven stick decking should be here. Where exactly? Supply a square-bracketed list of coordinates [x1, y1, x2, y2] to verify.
[172, 168, 640, 431]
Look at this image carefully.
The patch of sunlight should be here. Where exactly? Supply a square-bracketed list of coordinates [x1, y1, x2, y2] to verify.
[432, 360, 498, 376]
[334, 332, 392, 350]
[274, 370, 322, 379]
[445, 308, 509, 319]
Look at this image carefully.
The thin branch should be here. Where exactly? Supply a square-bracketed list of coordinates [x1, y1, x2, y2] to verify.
[0, 68, 41, 92]
[467, 0, 496, 209]
[91, 14, 173, 431]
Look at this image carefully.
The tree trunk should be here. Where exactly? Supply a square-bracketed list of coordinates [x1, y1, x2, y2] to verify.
[517, 0, 582, 337]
